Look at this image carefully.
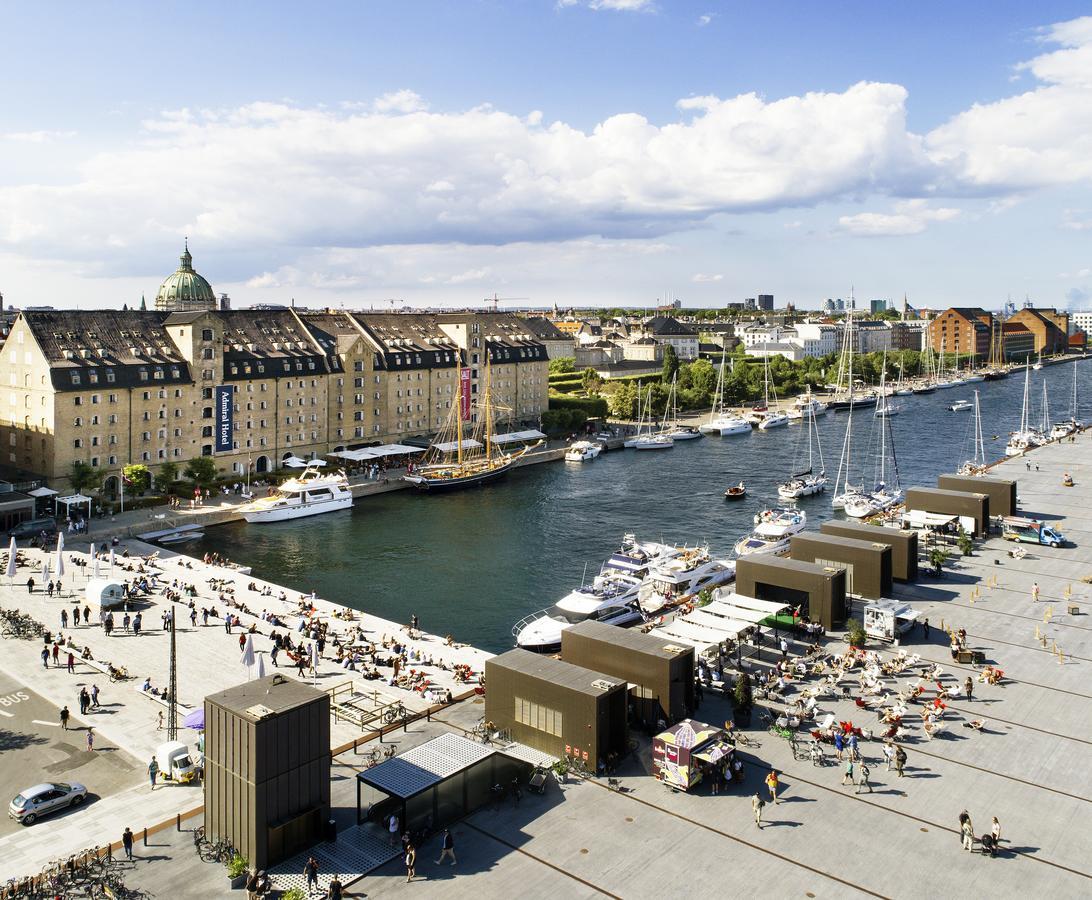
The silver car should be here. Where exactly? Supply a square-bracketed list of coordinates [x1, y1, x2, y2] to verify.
[8, 782, 87, 825]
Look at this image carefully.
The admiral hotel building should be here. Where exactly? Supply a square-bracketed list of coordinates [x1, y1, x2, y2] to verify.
[0, 247, 549, 493]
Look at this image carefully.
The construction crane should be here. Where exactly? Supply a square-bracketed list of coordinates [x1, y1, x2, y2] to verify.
[484, 293, 528, 312]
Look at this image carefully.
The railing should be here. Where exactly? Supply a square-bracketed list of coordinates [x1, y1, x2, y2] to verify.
[510, 609, 549, 637]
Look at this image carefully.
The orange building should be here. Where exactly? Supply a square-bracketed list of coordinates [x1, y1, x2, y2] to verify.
[927, 308, 993, 361]
[1004, 308, 1070, 355]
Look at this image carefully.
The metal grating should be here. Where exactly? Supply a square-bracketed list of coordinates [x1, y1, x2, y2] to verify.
[268, 823, 398, 891]
[358, 732, 494, 799]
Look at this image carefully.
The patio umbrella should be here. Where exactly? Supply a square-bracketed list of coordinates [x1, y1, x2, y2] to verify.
[310, 641, 319, 684]
[54, 533, 65, 582]
[6, 536, 16, 584]
[240, 633, 255, 671]
[309, 459, 327, 467]
[91, 544, 100, 579]
[182, 708, 205, 730]
[109, 547, 115, 574]
[282, 456, 307, 468]
[256, 652, 266, 680]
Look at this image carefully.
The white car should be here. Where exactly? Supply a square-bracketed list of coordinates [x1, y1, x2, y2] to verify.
[8, 782, 87, 825]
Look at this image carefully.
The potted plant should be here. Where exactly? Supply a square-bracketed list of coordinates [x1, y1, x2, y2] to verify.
[929, 547, 950, 577]
[956, 528, 974, 557]
[281, 890, 306, 900]
[732, 671, 753, 725]
[226, 853, 249, 890]
[845, 618, 868, 649]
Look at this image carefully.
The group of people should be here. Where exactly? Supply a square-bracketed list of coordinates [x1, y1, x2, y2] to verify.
[960, 810, 1003, 856]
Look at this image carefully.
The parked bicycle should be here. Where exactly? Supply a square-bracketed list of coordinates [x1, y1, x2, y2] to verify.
[382, 701, 408, 725]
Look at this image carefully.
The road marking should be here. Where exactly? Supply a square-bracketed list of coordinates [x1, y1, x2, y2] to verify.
[0, 709, 12, 717]
[31, 719, 60, 727]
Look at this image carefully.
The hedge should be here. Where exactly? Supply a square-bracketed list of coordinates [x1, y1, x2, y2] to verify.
[548, 393, 609, 418]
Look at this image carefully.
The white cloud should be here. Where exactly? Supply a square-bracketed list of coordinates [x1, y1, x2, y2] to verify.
[925, 15, 1092, 191]
[1062, 209, 1092, 230]
[558, 0, 655, 11]
[3, 130, 75, 143]
[691, 272, 723, 283]
[373, 89, 429, 114]
[697, 14, 713, 27]
[839, 200, 960, 237]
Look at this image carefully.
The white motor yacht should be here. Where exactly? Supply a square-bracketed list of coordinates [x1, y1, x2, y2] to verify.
[948, 400, 973, 412]
[512, 575, 645, 652]
[758, 410, 790, 429]
[240, 464, 353, 523]
[564, 440, 602, 461]
[788, 394, 828, 420]
[638, 549, 736, 613]
[734, 506, 807, 555]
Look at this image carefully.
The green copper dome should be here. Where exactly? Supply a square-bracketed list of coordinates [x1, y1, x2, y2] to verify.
[155, 240, 216, 311]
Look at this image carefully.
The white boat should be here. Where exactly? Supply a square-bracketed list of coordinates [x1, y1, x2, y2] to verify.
[1005, 362, 1042, 456]
[934, 379, 958, 390]
[874, 394, 900, 417]
[158, 530, 205, 544]
[660, 377, 703, 440]
[791, 391, 828, 417]
[240, 464, 353, 523]
[565, 440, 602, 462]
[1033, 350, 1043, 371]
[948, 400, 973, 412]
[756, 350, 789, 429]
[511, 535, 679, 651]
[700, 355, 752, 435]
[638, 548, 736, 612]
[629, 385, 675, 450]
[733, 505, 807, 556]
[1049, 365, 1084, 440]
[664, 425, 702, 440]
[778, 404, 827, 499]
[958, 391, 987, 475]
[831, 345, 861, 509]
[847, 361, 903, 518]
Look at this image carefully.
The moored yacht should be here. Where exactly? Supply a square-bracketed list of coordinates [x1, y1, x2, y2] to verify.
[513, 575, 644, 652]
[564, 440, 602, 462]
[638, 548, 736, 612]
[733, 505, 807, 556]
[240, 464, 353, 523]
[700, 356, 752, 435]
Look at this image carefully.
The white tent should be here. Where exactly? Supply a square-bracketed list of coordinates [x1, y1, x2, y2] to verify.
[681, 610, 753, 636]
[432, 439, 483, 453]
[57, 493, 93, 519]
[282, 457, 308, 468]
[328, 444, 426, 461]
[711, 591, 790, 615]
[490, 430, 546, 445]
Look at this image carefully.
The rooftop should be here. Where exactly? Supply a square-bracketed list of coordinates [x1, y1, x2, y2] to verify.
[205, 673, 328, 719]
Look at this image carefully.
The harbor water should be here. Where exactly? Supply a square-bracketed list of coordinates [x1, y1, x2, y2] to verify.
[195, 360, 1091, 653]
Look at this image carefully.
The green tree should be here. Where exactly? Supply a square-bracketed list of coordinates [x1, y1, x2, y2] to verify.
[660, 343, 679, 384]
[732, 671, 753, 712]
[69, 460, 98, 494]
[845, 618, 868, 648]
[580, 367, 603, 396]
[122, 463, 151, 495]
[956, 528, 974, 556]
[157, 461, 179, 491]
[687, 358, 717, 400]
[184, 456, 219, 488]
[608, 381, 639, 419]
[548, 356, 575, 375]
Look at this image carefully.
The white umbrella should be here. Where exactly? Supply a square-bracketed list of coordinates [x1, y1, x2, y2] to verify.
[54, 533, 65, 581]
[283, 456, 307, 468]
[256, 652, 266, 680]
[6, 536, 16, 583]
[240, 633, 255, 670]
[109, 547, 115, 574]
[309, 459, 327, 467]
[310, 641, 319, 684]
[92, 544, 101, 579]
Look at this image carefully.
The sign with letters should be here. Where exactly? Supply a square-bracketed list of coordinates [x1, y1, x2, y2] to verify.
[460, 368, 471, 421]
[215, 385, 233, 452]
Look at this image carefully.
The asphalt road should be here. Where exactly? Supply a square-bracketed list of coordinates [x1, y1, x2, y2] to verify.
[0, 669, 142, 837]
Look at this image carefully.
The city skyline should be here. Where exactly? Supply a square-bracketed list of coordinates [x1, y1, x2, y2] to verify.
[1, 2, 1091, 311]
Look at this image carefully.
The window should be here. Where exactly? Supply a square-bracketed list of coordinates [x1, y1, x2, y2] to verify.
[202, 387, 213, 400]
[74, 396, 83, 406]
[73, 438, 82, 448]
[202, 407, 213, 419]
[142, 431, 150, 441]
[73, 417, 82, 427]
[201, 444, 212, 456]
[201, 329, 213, 341]
[91, 394, 100, 404]
[202, 348, 214, 360]
[71, 372, 81, 385]
[514, 697, 563, 736]
[201, 426, 213, 437]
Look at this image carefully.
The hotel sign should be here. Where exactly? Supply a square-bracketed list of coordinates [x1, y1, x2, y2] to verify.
[215, 385, 233, 452]
[460, 368, 472, 421]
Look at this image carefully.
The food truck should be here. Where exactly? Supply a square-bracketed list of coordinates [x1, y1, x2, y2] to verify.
[1000, 516, 1066, 548]
[863, 599, 919, 644]
[652, 719, 734, 792]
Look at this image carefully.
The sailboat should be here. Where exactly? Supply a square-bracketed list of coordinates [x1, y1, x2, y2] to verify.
[778, 405, 827, 499]
[405, 353, 541, 491]
[623, 385, 645, 448]
[845, 368, 903, 518]
[934, 338, 958, 389]
[699, 354, 752, 435]
[1033, 349, 1043, 371]
[893, 358, 914, 396]
[1005, 363, 1042, 456]
[958, 391, 987, 475]
[831, 347, 863, 509]
[757, 348, 789, 429]
[1049, 364, 1083, 439]
[827, 310, 876, 408]
[661, 375, 703, 440]
[633, 385, 674, 450]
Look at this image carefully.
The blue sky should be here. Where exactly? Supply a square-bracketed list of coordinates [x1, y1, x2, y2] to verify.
[2, 1, 1091, 310]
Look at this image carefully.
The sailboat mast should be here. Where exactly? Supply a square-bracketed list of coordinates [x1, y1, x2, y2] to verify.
[485, 350, 494, 463]
[973, 390, 984, 466]
[456, 354, 464, 465]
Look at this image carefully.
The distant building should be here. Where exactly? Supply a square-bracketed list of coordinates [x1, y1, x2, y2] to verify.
[1001, 322, 1035, 361]
[791, 322, 840, 357]
[630, 316, 699, 360]
[757, 294, 774, 311]
[748, 342, 804, 362]
[823, 299, 836, 314]
[928, 308, 993, 359]
[154, 241, 217, 313]
[522, 316, 575, 359]
[855, 320, 893, 354]
[887, 321, 926, 352]
[869, 298, 888, 315]
[1069, 310, 1092, 335]
[744, 298, 757, 311]
[1004, 308, 1070, 355]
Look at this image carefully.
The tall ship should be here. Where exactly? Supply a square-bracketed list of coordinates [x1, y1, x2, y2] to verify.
[404, 354, 541, 491]
[240, 463, 353, 523]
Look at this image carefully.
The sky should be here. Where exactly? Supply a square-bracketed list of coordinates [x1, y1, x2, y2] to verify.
[1, 1, 1091, 312]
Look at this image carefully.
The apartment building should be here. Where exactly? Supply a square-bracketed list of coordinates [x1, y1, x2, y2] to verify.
[927, 308, 993, 358]
[1005, 308, 1070, 355]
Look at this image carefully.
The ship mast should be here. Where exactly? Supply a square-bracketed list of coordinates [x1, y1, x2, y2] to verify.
[456, 354, 463, 466]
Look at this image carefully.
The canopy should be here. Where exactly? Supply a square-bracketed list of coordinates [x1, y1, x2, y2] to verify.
[183, 708, 205, 730]
[693, 739, 734, 764]
[711, 591, 790, 615]
[432, 439, 483, 453]
[700, 601, 769, 624]
[329, 444, 427, 461]
[57, 493, 93, 513]
[903, 511, 958, 528]
[28, 487, 59, 498]
[490, 429, 546, 445]
[680, 610, 754, 636]
[282, 457, 308, 468]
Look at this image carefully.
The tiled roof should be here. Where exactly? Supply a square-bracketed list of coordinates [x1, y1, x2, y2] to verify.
[521, 316, 569, 340]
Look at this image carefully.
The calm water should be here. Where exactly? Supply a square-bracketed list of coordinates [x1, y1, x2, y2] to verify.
[194, 361, 1091, 653]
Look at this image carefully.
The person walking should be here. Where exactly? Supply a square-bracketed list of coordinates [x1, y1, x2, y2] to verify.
[964, 676, 974, 701]
[842, 758, 855, 786]
[86, 728, 95, 752]
[834, 730, 844, 761]
[303, 856, 319, 895]
[61, 609, 69, 629]
[122, 827, 134, 861]
[41, 646, 49, 668]
[388, 813, 400, 848]
[27, 576, 35, 593]
[132, 612, 142, 636]
[765, 769, 780, 804]
[104, 613, 114, 636]
[47, 581, 54, 598]
[91, 683, 100, 708]
[780, 637, 789, 659]
[157, 711, 164, 731]
[83, 605, 91, 625]
[752, 792, 765, 828]
[404, 843, 417, 882]
[52, 643, 60, 665]
[79, 687, 90, 716]
[190, 608, 197, 628]
[435, 828, 456, 865]
[856, 762, 872, 794]
[59, 705, 70, 730]
[325, 875, 344, 900]
[848, 732, 859, 761]
[123, 613, 131, 632]
[960, 811, 975, 851]
[991, 816, 1001, 848]
[895, 745, 907, 778]
[149, 757, 159, 790]
[67, 651, 75, 674]
[1032, 582, 1040, 603]
[882, 742, 895, 771]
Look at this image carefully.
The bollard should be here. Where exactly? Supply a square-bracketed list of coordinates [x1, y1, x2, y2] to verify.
[143, 827, 148, 846]
[177, 813, 181, 831]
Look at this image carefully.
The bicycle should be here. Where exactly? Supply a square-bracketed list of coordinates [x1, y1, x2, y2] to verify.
[108, 665, 129, 682]
[732, 733, 761, 749]
[382, 702, 407, 725]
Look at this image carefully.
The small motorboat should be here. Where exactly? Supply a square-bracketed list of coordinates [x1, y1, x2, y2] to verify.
[724, 482, 746, 500]
[158, 530, 205, 544]
[948, 400, 973, 412]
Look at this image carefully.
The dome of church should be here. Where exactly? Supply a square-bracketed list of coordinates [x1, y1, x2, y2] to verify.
[155, 241, 216, 312]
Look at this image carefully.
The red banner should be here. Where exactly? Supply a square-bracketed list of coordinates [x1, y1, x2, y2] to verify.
[460, 368, 472, 421]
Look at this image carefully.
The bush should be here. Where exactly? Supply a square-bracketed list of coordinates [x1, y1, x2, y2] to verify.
[122, 464, 152, 495]
[548, 357, 575, 374]
[956, 528, 974, 556]
[732, 671, 753, 711]
[548, 393, 608, 418]
[541, 408, 587, 435]
[226, 854, 249, 878]
[281, 890, 307, 900]
[845, 618, 867, 648]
